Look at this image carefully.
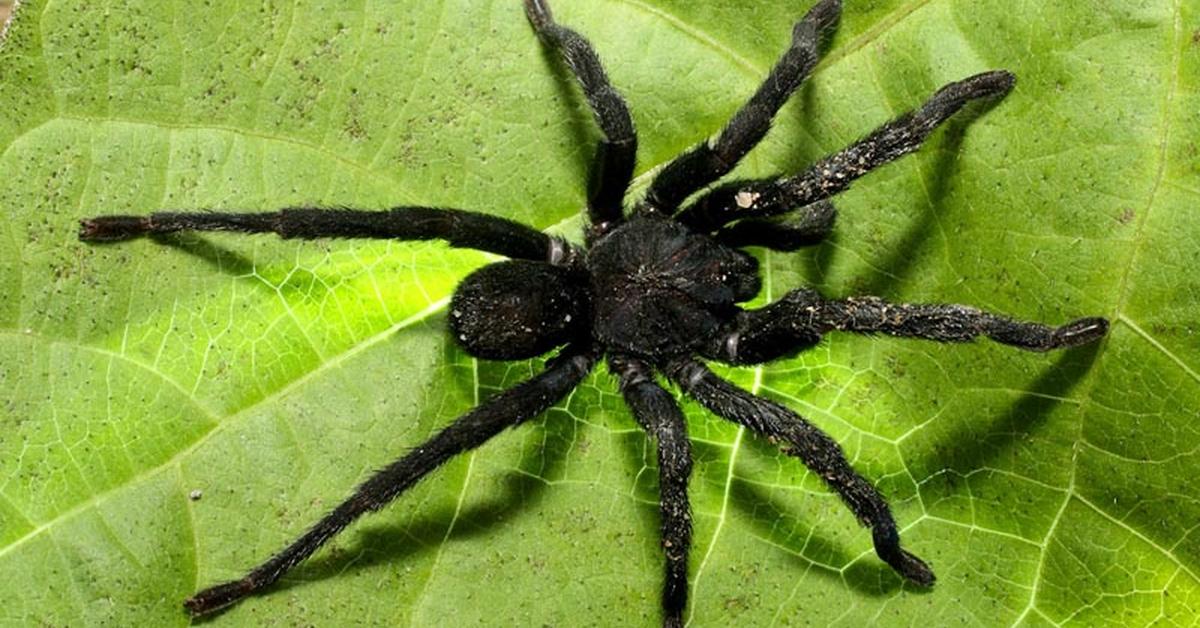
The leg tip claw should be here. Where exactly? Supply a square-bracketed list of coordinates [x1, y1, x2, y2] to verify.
[1055, 317, 1109, 348]
[183, 579, 254, 618]
[964, 69, 1017, 97]
[523, 0, 553, 30]
[807, 0, 843, 32]
[794, 0, 842, 42]
[78, 215, 150, 243]
[874, 527, 936, 587]
[894, 549, 936, 587]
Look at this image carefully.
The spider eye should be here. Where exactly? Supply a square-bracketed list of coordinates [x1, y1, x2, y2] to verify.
[449, 261, 588, 360]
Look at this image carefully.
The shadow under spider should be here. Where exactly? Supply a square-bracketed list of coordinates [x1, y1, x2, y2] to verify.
[161, 70, 1094, 612]
[721, 434, 910, 596]
[151, 231, 325, 301]
[271, 390, 583, 592]
[725, 449, 915, 598]
[661, 346, 1101, 600]
[805, 96, 1001, 296]
[153, 231, 403, 305]
[916, 341, 1104, 486]
[151, 232, 260, 278]
[534, 39, 600, 192]
[614, 92, 1097, 598]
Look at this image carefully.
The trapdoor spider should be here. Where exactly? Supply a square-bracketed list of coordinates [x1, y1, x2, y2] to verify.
[80, 0, 1108, 625]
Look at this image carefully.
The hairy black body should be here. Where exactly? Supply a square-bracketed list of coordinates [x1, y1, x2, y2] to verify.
[79, 1, 1108, 625]
[588, 218, 760, 357]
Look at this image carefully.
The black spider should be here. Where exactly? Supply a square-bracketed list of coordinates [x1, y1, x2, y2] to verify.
[79, 0, 1109, 625]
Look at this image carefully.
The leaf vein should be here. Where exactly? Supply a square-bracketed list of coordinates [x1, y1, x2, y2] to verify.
[0, 297, 448, 559]
[1117, 314, 1200, 387]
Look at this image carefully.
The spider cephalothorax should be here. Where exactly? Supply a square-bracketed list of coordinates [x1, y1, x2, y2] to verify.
[588, 217, 761, 358]
[79, 0, 1108, 625]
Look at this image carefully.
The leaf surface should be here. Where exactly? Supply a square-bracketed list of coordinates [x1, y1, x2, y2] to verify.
[1, 0, 1197, 625]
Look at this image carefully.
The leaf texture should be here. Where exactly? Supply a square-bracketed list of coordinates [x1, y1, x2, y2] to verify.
[0, 0, 1197, 625]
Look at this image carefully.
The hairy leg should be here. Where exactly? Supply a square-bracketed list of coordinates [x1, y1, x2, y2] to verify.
[713, 200, 836, 251]
[184, 345, 599, 616]
[679, 71, 1015, 232]
[79, 207, 572, 263]
[639, 0, 841, 213]
[611, 356, 692, 628]
[666, 358, 933, 586]
[525, 0, 637, 234]
[703, 289, 1108, 365]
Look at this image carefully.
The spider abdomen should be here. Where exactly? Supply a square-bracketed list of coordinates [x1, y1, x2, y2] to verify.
[449, 260, 589, 360]
[587, 217, 760, 358]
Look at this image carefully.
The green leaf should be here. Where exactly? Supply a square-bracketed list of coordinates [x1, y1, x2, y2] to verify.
[1, 0, 1197, 625]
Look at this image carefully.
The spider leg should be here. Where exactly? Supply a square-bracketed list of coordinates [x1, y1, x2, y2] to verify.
[525, 0, 637, 236]
[713, 200, 836, 251]
[183, 345, 599, 617]
[639, 0, 841, 214]
[703, 289, 1109, 365]
[679, 71, 1015, 232]
[611, 356, 692, 628]
[665, 358, 934, 586]
[78, 207, 572, 262]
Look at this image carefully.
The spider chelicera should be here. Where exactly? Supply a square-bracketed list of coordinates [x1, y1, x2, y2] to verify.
[79, 0, 1109, 624]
